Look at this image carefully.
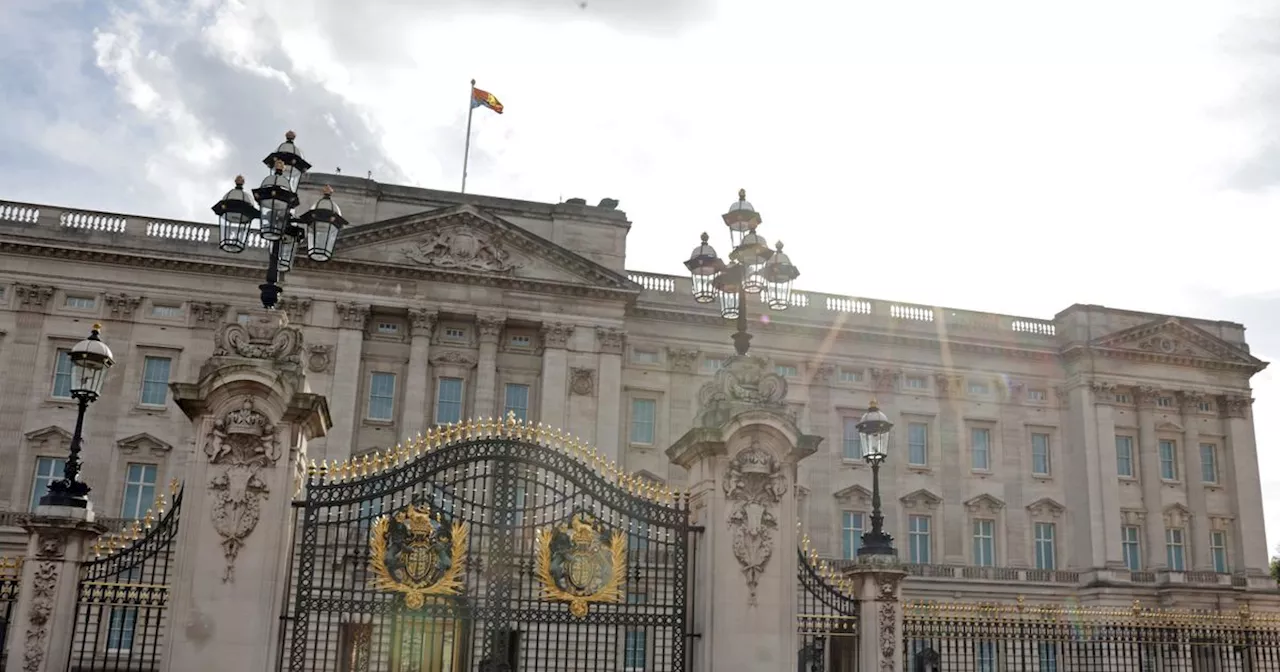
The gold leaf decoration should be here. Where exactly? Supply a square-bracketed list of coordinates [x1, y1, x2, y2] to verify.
[368, 504, 469, 609]
[535, 512, 627, 618]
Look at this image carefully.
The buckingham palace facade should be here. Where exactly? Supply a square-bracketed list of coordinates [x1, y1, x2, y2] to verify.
[0, 172, 1274, 612]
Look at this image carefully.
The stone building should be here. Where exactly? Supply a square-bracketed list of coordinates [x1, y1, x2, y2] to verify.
[0, 173, 1273, 613]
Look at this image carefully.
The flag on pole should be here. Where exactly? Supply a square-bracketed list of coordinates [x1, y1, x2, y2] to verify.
[471, 86, 504, 114]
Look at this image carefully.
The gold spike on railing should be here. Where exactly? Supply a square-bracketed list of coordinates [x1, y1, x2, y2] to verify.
[169, 478, 180, 496]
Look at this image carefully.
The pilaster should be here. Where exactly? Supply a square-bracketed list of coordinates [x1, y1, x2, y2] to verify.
[805, 362, 837, 554]
[404, 309, 437, 438]
[1222, 395, 1267, 574]
[594, 327, 624, 463]
[1091, 382, 1125, 568]
[474, 315, 504, 418]
[0, 284, 54, 508]
[539, 323, 574, 430]
[1135, 387, 1165, 570]
[933, 374, 965, 563]
[1180, 392, 1211, 570]
[326, 302, 368, 459]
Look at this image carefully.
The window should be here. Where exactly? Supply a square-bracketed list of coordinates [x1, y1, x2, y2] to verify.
[512, 484, 527, 527]
[1115, 436, 1135, 477]
[702, 357, 725, 372]
[968, 380, 990, 395]
[1199, 444, 1218, 484]
[29, 457, 66, 510]
[375, 321, 399, 335]
[1157, 396, 1175, 408]
[775, 364, 798, 378]
[151, 304, 183, 318]
[1038, 643, 1058, 672]
[1166, 528, 1186, 571]
[120, 463, 158, 520]
[510, 334, 531, 348]
[435, 377, 464, 425]
[908, 515, 931, 564]
[907, 423, 928, 466]
[106, 568, 142, 652]
[972, 519, 995, 566]
[1115, 393, 1132, 404]
[367, 372, 396, 421]
[1031, 433, 1051, 476]
[51, 349, 73, 399]
[1197, 400, 1214, 413]
[139, 356, 172, 406]
[1034, 522, 1056, 570]
[632, 349, 660, 364]
[443, 327, 467, 341]
[1122, 525, 1142, 571]
[629, 399, 656, 445]
[842, 511, 865, 559]
[971, 428, 991, 471]
[842, 417, 862, 459]
[623, 629, 647, 671]
[976, 641, 997, 672]
[1158, 440, 1178, 480]
[503, 384, 530, 422]
[904, 375, 927, 389]
[838, 368, 862, 382]
[65, 295, 95, 309]
[1027, 389, 1048, 402]
[1210, 531, 1229, 573]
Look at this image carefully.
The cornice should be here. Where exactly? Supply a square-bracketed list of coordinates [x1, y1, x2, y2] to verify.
[1060, 344, 1264, 374]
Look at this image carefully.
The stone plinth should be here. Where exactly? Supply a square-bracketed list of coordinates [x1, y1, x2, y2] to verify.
[161, 309, 331, 672]
[5, 507, 106, 672]
[845, 554, 908, 672]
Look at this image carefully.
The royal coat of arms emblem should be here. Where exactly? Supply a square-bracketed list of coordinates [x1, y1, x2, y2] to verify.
[535, 511, 626, 618]
[368, 503, 469, 609]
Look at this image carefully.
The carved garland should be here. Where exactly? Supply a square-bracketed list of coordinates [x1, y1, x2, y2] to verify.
[876, 573, 904, 672]
[724, 440, 788, 606]
[21, 531, 66, 672]
[205, 398, 281, 582]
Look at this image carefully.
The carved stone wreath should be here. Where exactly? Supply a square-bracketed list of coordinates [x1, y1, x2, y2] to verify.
[212, 314, 303, 366]
[695, 356, 788, 428]
[569, 368, 595, 396]
[205, 398, 280, 583]
[306, 344, 334, 374]
[723, 440, 787, 606]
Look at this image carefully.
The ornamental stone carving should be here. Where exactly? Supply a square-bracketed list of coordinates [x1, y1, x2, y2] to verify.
[1163, 503, 1191, 529]
[14, 284, 54, 312]
[408, 308, 438, 338]
[477, 315, 505, 343]
[933, 374, 963, 398]
[402, 228, 519, 273]
[430, 350, 478, 368]
[212, 314, 304, 367]
[868, 368, 899, 392]
[1179, 391, 1206, 413]
[1090, 380, 1117, 403]
[279, 296, 312, 324]
[205, 398, 281, 583]
[694, 355, 788, 428]
[1027, 497, 1065, 520]
[724, 440, 787, 606]
[875, 571, 906, 672]
[666, 348, 699, 373]
[104, 293, 142, 319]
[190, 302, 228, 326]
[306, 344, 334, 373]
[595, 327, 625, 355]
[22, 561, 58, 672]
[569, 368, 595, 396]
[541, 322, 575, 349]
[337, 302, 371, 330]
[810, 362, 835, 384]
[1223, 395, 1252, 419]
[1135, 386, 1161, 408]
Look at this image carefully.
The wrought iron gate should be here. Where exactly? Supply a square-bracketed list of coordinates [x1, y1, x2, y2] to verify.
[68, 482, 183, 671]
[284, 418, 694, 672]
[797, 537, 860, 672]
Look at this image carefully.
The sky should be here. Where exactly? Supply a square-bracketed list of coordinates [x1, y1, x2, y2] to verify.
[2, 0, 1280, 558]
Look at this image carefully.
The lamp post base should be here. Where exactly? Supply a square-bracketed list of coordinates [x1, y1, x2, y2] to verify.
[259, 282, 282, 310]
[40, 480, 92, 509]
[857, 531, 897, 558]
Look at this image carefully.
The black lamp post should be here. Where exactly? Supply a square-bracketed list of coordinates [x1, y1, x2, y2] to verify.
[41, 324, 114, 509]
[212, 131, 349, 309]
[856, 400, 897, 557]
[683, 190, 800, 355]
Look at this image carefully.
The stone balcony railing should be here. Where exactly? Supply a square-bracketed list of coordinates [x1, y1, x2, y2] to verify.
[824, 558, 1275, 591]
[0, 510, 134, 534]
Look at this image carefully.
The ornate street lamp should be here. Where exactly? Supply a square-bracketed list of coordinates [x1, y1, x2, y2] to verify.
[212, 131, 349, 309]
[857, 400, 896, 557]
[41, 324, 114, 509]
[683, 190, 801, 355]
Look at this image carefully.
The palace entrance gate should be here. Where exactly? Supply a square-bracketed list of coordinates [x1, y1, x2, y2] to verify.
[281, 418, 694, 672]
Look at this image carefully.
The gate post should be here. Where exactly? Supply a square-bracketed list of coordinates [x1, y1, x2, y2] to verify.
[668, 355, 821, 672]
[3, 510, 105, 672]
[845, 557, 907, 672]
[161, 309, 331, 672]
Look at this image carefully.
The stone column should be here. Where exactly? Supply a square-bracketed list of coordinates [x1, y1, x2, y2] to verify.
[474, 315, 504, 418]
[163, 310, 331, 672]
[325, 302, 368, 459]
[0, 284, 53, 507]
[846, 558, 907, 672]
[1222, 395, 1268, 575]
[1091, 382, 1126, 568]
[1135, 387, 1165, 570]
[594, 327, 624, 463]
[539, 323, 574, 430]
[933, 374, 966, 563]
[4, 509, 106, 672]
[667, 355, 820, 672]
[805, 363, 837, 554]
[1180, 392, 1212, 570]
[403, 309, 437, 438]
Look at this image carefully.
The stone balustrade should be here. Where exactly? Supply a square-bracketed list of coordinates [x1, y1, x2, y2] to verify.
[823, 557, 1259, 589]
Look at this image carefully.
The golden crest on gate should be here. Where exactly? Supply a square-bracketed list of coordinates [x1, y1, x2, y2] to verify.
[535, 511, 626, 618]
[369, 503, 469, 609]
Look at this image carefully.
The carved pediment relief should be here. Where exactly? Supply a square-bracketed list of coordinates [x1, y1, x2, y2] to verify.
[1120, 509, 1146, 526]
[1209, 515, 1234, 531]
[25, 426, 71, 453]
[429, 350, 478, 368]
[964, 493, 1005, 516]
[332, 206, 635, 293]
[1090, 317, 1265, 372]
[1026, 497, 1065, 519]
[900, 489, 942, 511]
[1155, 420, 1184, 433]
[1163, 503, 1192, 528]
[833, 484, 872, 509]
[117, 432, 173, 456]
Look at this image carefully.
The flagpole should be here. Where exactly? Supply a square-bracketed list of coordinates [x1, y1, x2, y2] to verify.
[462, 78, 476, 194]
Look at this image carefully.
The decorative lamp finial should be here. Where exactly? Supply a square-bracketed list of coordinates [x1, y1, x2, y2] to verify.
[738, 188, 746, 201]
[868, 397, 879, 410]
[776, 241, 784, 251]
[700, 231, 709, 243]
[285, 130, 296, 142]
[274, 159, 285, 173]
[91, 323, 102, 332]
[234, 175, 245, 188]
[322, 184, 334, 196]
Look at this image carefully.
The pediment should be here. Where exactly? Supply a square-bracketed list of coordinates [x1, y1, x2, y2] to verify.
[900, 489, 942, 511]
[1155, 420, 1184, 433]
[1164, 503, 1192, 527]
[964, 493, 1005, 515]
[631, 469, 665, 486]
[1090, 317, 1266, 372]
[1026, 497, 1065, 519]
[331, 205, 637, 295]
[833, 484, 872, 507]
[117, 432, 173, 455]
[25, 426, 71, 445]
